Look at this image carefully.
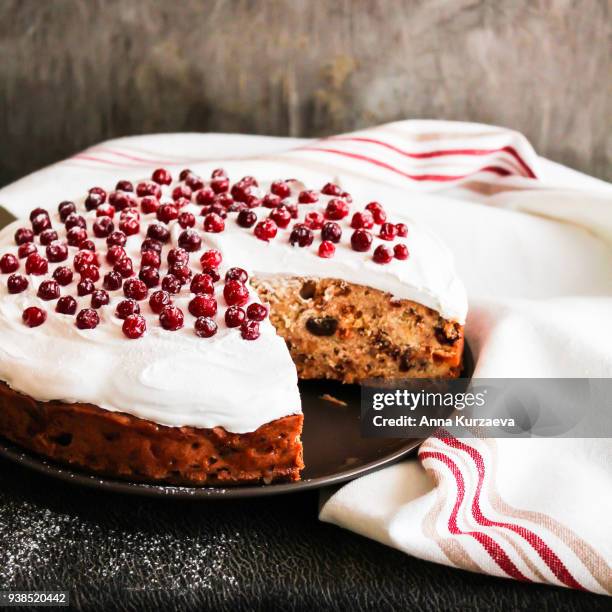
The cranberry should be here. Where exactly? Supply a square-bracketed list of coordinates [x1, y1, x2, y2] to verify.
[140, 196, 160, 214]
[178, 229, 202, 252]
[79, 265, 100, 282]
[85, 192, 103, 211]
[194, 317, 217, 338]
[237, 209, 257, 228]
[121, 313, 146, 339]
[77, 279, 95, 296]
[80, 239, 96, 252]
[169, 262, 191, 284]
[225, 267, 248, 283]
[365, 202, 386, 224]
[289, 224, 314, 248]
[145, 223, 169, 243]
[304, 211, 324, 230]
[141, 250, 161, 268]
[66, 227, 88, 247]
[350, 229, 373, 252]
[286, 203, 299, 219]
[123, 278, 148, 300]
[373, 244, 393, 264]
[161, 274, 182, 294]
[241, 319, 260, 340]
[201, 203, 227, 218]
[165, 248, 187, 267]
[178, 212, 196, 229]
[64, 213, 86, 230]
[246, 302, 268, 321]
[112, 192, 137, 211]
[152, 168, 172, 185]
[116, 180, 134, 192]
[106, 245, 126, 264]
[395, 223, 408, 237]
[190, 273, 214, 295]
[211, 168, 227, 179]
[254, 219, 277, 242]
[18, 242, 37, 259]
[379, 222, 397, 241]
[243, 194, 260, 209]
[225, 305, 246, 328]
[157, 204, 179, 224]
[46, 242, 68, 263]
[115, 299, 140, 319]
[91, 289, 110, 308]
[196, 187, 216, 205]
[7, 274, 28, 293]
[31, 213, 51, 234]
[341, 191, 353, 203]
[185, 174, 204, 191]
[201, 266, 221, 282]
[203, 213, 225, 233]
[73, 250, 98, 272]
[270, 180, 291, 199]
[93, 217, 114, 238]
[351, 211, 374, 229]
[25, 253, 48, 275]
[22, 306, 46, 328]
[29, 207, 49, 222]
[76, 308, 99, 329]
[0, 254, 19, 273]
[56, 295, 77, 315]
[200, 249, 222, 269]
[39, 229, 58, 245]
[89, 186, 107, 202]
[321, 182, 342, 196]
[106, 231, 127, 247]
[179, 169, 193, 181]
[325, 199, 349, 220]
[137, 181, 162, 198]
[139, 266, 159, 288]
[230, 182, 252, 203]
[172, 185, 192, 202]
[270, 206, 291, 228]
[53, 266, 73, 286]
[119, 217, 140, 236]
[114, 256, 134, 278]
[223, 280, 249, 306]
[14, 228, 34, 245]
[318, 240, 336, 258]
[394, 243, 409, 260]
[298, 190, 319, 204]
[149, 289, 172, 314]
[103, 270, 123, 291]
[209, 176, 229, 194]
[58, 201, 76, 221]
[159, 305, 184, 331]
[96, 203, 116, 218]
[321, 221, 342, 243]
[188, 295, 217, 317]
[262, 193, 282, 209]
[140, 238, 162, 254]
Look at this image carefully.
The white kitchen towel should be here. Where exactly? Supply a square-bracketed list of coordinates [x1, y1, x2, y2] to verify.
[1, 120, 610, 594]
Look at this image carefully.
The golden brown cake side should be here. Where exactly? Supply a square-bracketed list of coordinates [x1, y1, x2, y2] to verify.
[0, 381, 303, 486]
[252, 276, 464, 383]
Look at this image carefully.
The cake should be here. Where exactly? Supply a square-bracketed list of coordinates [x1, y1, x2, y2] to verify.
[0, 168, 467, 485]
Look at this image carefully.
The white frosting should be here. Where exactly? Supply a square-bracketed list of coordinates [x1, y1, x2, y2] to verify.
[0, 175, 467, 432]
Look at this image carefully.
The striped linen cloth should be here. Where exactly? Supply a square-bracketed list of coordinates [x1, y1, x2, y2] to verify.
[1, 120, 610, 594]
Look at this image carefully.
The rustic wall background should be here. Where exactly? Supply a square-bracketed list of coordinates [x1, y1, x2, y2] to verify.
[0, 0, 610, 186]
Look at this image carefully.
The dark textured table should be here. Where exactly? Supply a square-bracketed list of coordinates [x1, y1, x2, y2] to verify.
[0, 456, 608, 611]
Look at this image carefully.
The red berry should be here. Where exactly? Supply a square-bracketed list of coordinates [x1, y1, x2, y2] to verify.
[203, 213, 225, 233]
[39, 229, 58, 245]
[325, 199, 349, 220]
[350, 229, 373, 252]
[58, 201, 76, 221]
[395, 223, 408, 237]
[25, 253, 48, 275]
[157, 204, 179, 224]
[211, 168, 227, 179]
[225, 305, 246, 328]
[112, 192, 137, 211]
[240, 175, 258, 188]
[179, 169, 193, 181]
[141, 238, 162, 254]
[172, 185, 192, 202]
[269, 206, 291, 229]
[161, 274, 182, 294]
[115, 299, 140, 319]
[225, 267, 248, 283]
[223, 280, 249, 306]
[318, 240, 335, 258]
[44, 242, 67, 263]
[80, 240, 96, 252]
[141, 196, 160, 214]
[321, 182, 342, 196]
[167, 248, 189, 267]
[29, 207, 49, 222]
[141, 250, 161, 268]
[149, 290, 172, 314]
[190, 273, 214, 295]
[119, 217, 140, 236]
[36, 280, 60, 300]
[145, 223, 169, 243]
[237, 209, 257, 228]
[96, 203, 115, 218]
[18, 242, 37, 259]
[244, 194, 261, 209]
[56, 295, 77, 315]
[136, 181, 162, 198]
[365, 202, 386, 224]
[116, 180, 134, 192]
[394, 243, 409, 260]
[91, 289, 110, 308]
[123, 278, 148, 300]
[93, 217, 114, 238]
[201, 203, 227, 219]
[321, 221, 342, 243]
[139, 266, 160, 288]
[241, 319, 260, 340]
[122, 313, 147, 339]
[77, 279, 95, 296]
[246, 303, 268, 321]
[189, 295, 217, 317]
[79, 265, 100, 282]
[211, 177, 229, 194]
[270, 180, 291, 199]
[64, 213, 86, 230]
[7, 274, 28, 293]
[53, 266, 73, 286]
[66, 227, 87, 247]
[289, 224, 314, 247]
[231, 182, 252, 203]
[217, 193, 235, 209]
[351, 211, 374, 229]
[200, 249, 222, 269]
[178, 229, 202, 252]
[76, 308, 99, 329]
[341, 190, 353, 203]
[85, 192, 103, 211]
[31, 213, 51, 234]
[201, 266, 221, 282]
[298, 190, 318, 204]
[379, 222, 397, 241]
[152, 168, 172, 185]
[185, 174, 204, 191]
[22, 306, 46, 328]
[0, 253, 19, 273]
[262, 193, 281, 209]
[196, 187, 216, 205]
[15, 228, 34, 245]
[73, 250, 98, 272]
[304, 211, 324, 230]
[254, 219, 277, 241]
[159, 305, 184, 331]
[106, 245, 126, 264]
[373, 244, 393, 264]
[103, 270, 123, 291]
[194, 317, 218, 338]
[114, 257, 134, 278]
[178, 212, 196, 229]
[88, 186, 107, 203]
[106, 231, 127, 248]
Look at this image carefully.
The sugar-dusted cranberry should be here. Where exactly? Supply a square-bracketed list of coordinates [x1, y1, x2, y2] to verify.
[79, 265, 100, 282]
[241, 319, 260, 340]
[321, 182, 342, 196]
[289, 224, 314, 248]
[22, 306, 46, 328]
[298, 190, 319, 204]
[73, 250, 98, 272]
[166, 248, 188, 267]
[114, 257, 134, 278]
[195, 187, 216, 205]
[53, 266, 73, 286]
[0, 253, 19, 273]
[66, 227, 88, 247]
[321, 221, 342, 243]
[149, 289, 172, 314]
[269, 206, 291, 229]
[64, 213, 86, 230]
[77, 279, 95, 296]
[199, 249, 221, 270]
[56, 295, 77, 315]
[325, 199, 349, 220]
[223, 279, 249, 306]
[76, 308, 99, 330]
[96, 203, 116, 218]
[237, 209, 257, 228]
[29, 207, 48, 222]
[210, 176, 229, 194]
[394, 243, 409, 260]
[157, 203, 179, 224]
[139, 266, 160, 288]
[80, 239, 96, 252]
[365, 201, 386, 224]
[373, 244, 393, 264]
[318, 240, 336, 258]
[174, 196, 191, 209]
[137, 181, 162, 198]
[106, 245, 126, 265]
[194, 317, 217, 338]
[119, 217, 140, 236]
[395, 223, 408, 238]
[112, 192, 138, 211]
[286, 203, 299, 219]
[185, 174, 204, 191]
[190, 273, 214, 295]
[124, 278, 147, 300]
[262, 193, 281, 209]
[246, 302, 268, 321]
[120, 313, 146, 339]
[201, 265, 220, 282]
[58, 201, 76, 221]
[7, 273, 28, 293]
[146, 223, 169, 243]
[230, 182, 252, 203]
[178, 229, 202, 252]
[225, 267, 248, 283]
[159, 305, 184, 331]
[304, 211, 324, 230]
[351, 211, 374, 230]
[151, 168, 172, 185]
[106, 231, 127, 248]
[201, 203, 227, 218]
[88, 186, 107, 202]
[350, 229, 373, 252]
[161, 274, 182, 294]
[172, 185, 192, 202]
[254, 219, 277, 242]
[39, 229, 58, 245]
[93, 217, 114, 238]
[179, 169, 193, 181]
[140, 238, 162, 254]
[188, 295, 217, 318]
[116, 180, 134, 192]
[14, 228, 34, 245]
[18, 242, 37, 259]
[91, 289, 110, 308]
[211, 168, 227, 179]
[178, 212, 196, 229]
[31, 213, 51, 235]
[379, 222, 397, 241]
[139, 196, 159, 214]
[203, 213, 225, 233]
[214, 195, 233, 210]
[25, 253, 48, 275]
[115, 299, 140, 319]
[141, 250, 161, 268]
[242, 194, 260, 209]
[46, 241, 68, 263]
[341, 190, 353, 203]
[169, 262, 191, 284]
[270, 180, 291, 199]
[85, 192, 103, 211]
[103, 270, 123, 291]
[225, 305, 246, 328]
